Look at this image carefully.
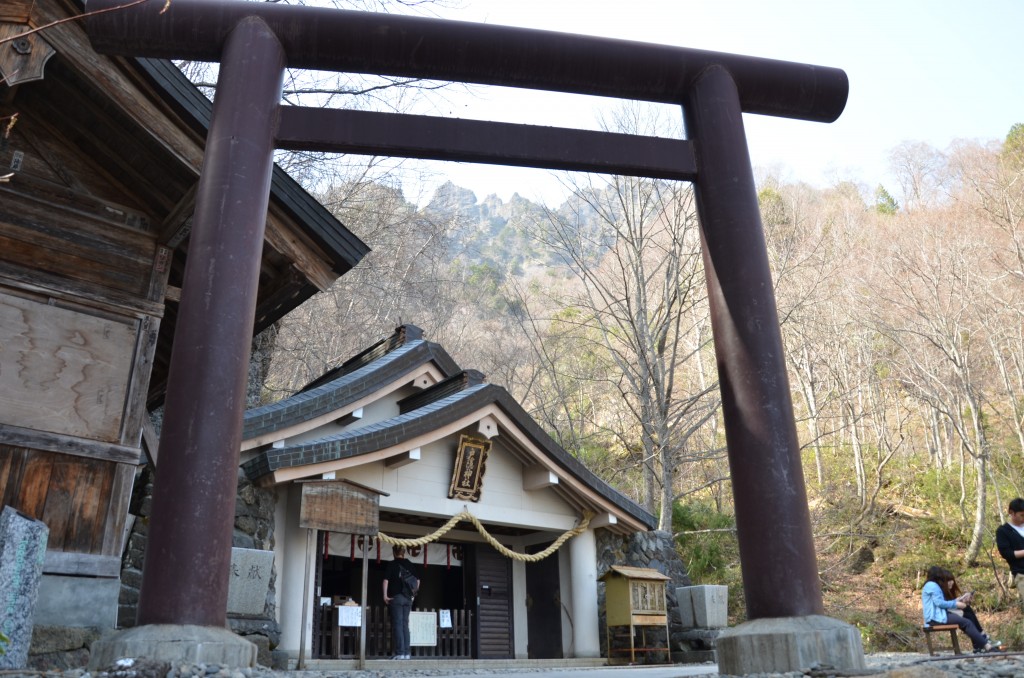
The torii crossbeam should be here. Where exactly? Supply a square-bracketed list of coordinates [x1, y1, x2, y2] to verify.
[84, 1, 856, 672]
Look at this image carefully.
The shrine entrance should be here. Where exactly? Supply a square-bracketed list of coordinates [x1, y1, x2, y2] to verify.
[526, 542, 564, 659]
[309, 536, 520, 659]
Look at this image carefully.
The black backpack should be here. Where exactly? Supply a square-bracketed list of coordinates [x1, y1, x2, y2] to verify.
[399, 563, 418, 597]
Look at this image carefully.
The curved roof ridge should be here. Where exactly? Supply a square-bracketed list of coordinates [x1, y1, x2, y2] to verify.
[242, 339, 436, 440]
[242, 382, 654, 528]
[288, 382, 490, 448]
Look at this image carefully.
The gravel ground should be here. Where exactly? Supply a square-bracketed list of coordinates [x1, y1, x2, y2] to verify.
[6, 651, 1024, 678]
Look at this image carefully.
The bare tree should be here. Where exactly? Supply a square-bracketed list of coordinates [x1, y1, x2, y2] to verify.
[266, 181, 462, 393]
[865, 208, 995, 563]
[889, 141, 949, 211]
[512, 103, 719, 529]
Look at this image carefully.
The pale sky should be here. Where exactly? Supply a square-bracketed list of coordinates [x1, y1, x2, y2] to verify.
[398, 0, 1024, 206]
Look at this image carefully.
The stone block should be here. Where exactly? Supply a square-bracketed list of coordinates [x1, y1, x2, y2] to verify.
[227, 548, 274, 616]
[245, 634, 271, 667]
[676, 584, 727, 628]
[228, 617, 280, 648]
[27, 627, 97, 672]
[671, 649, 716, 664]
[0, 506, 49, 669]
[676, 627, 721, 650]
[716, 615, 864, 675]
[88, 624, 257, 669]
[29, 625, 101, 655]
[34, 575, 119, 628]
[26, 646, 90, 671]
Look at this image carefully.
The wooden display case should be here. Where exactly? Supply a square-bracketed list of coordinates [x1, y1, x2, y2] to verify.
[600, 565, 671, 664]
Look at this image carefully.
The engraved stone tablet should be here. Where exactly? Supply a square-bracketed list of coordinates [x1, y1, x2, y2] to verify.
[227, 548, 274, 616]
[676, 584, 728, 629]
[0, 506, 49, 669]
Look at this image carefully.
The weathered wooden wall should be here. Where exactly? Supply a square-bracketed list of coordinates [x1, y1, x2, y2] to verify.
[0, 2, 363, 628]
[0, 293, 139, 443]
[0, 445, 132, 574]
[0, 3, 166, 583]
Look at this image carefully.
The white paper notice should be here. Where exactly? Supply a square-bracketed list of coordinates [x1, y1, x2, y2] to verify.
[439, 609, 453, 629]
[337, 605, 362, 627]
[410, 611, 437, 646]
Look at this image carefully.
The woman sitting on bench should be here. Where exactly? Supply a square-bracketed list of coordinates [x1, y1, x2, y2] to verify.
[943, 569, 1001, 649]
[922, 565, 1000, 653]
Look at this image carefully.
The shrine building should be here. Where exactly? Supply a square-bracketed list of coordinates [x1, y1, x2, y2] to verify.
[239, 324, 658, 662]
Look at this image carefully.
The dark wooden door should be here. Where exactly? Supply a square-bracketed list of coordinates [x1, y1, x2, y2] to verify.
[467, 543, 513, 658]
[525, 542, 563, 658]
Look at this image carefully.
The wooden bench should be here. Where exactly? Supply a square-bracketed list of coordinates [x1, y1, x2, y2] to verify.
[922, 624, 962, 656]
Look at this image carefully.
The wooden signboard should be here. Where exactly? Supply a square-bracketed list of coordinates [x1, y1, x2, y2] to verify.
[297, 479, 381, 535]
[448, 435, 490, 502]
[0, 291, 136, 443]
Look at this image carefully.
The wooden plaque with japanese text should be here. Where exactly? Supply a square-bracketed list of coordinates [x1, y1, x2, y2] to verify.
[298, 480, 379, 534]
[448, 435, 490, 502]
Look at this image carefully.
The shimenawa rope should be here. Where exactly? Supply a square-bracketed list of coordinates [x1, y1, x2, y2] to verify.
[378, 509, 593, 563]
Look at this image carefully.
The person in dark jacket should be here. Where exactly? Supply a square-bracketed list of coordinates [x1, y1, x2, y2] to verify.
[996, 497, 1024, 611]
[382, 545, 419, 660]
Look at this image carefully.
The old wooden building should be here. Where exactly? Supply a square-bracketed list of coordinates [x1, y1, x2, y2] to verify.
[0, 0, 366, 629]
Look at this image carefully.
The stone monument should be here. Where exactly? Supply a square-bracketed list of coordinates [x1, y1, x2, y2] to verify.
[227, 548, 274, 616]
[675, 585, 728, 663]
[678, 584, 728, 628]
[0, 506, 49, 669]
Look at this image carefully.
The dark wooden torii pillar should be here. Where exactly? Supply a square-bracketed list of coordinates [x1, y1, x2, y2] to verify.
[85, 0, 846, 632]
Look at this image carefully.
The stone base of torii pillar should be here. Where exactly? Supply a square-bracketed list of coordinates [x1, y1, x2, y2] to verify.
[88, 625, 257, 671]
[716, 615, 865, 675]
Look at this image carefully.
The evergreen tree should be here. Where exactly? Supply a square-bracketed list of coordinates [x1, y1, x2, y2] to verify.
[874, 184, 899, 215]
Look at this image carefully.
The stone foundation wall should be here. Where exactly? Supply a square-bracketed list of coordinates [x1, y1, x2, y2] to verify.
[596, 528, 693, 660]
[26, 627, 102, 672]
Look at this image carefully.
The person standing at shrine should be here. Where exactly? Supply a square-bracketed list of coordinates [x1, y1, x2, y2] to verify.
[382, 545, 419, 660]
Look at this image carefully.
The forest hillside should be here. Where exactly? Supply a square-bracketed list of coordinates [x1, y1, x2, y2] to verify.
[261, 123, 1024, 653]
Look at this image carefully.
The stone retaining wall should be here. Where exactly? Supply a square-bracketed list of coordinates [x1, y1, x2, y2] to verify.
[596, 528, 693, 660]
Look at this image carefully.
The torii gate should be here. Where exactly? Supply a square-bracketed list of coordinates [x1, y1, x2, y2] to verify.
[84, 1, 859, 672]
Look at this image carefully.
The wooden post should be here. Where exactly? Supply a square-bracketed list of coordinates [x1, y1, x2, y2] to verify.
[359, 547, 369, 668]
[298, 529, 313, 669]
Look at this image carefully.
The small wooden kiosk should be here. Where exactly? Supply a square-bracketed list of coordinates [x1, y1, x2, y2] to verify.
[298, 479, 386, 669]
[601, 565, 671, 664]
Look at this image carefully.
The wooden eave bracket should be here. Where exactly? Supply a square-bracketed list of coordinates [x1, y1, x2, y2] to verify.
[477, 415, 499, 439]
[589, 512, 618, 529]
[523, 466, 558, 491]
[411, 373, 437, 389]
[0, 23, 56, 87]
[385, 447, 420, 469]
[335, 407, 363, 427]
